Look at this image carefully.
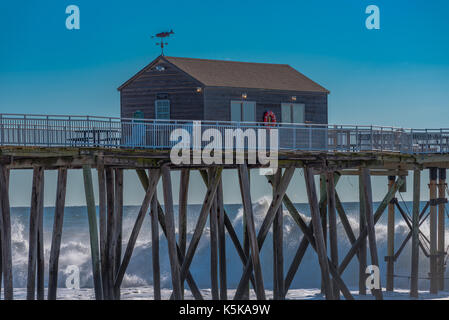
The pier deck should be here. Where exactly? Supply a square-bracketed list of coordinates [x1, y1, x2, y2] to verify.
[1, 114, 449, 300]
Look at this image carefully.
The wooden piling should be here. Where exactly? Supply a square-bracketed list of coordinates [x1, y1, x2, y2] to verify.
[27, 167, 43, 300]
[386, 175, 396, 292]
[150, 191, 161, 300]
[304, 167, 333, 300]
[358, 173, 367, 295]
[178, 169, 189, 298]
[209, 169, 219, 300]
[272, 170, 284, 300]
[429, 167, 438, 294]
[238, 164, 266, 300]
[82, 165, 103, 300]
[105, 168, 115, 299]
[97, 166, 108, 298]
[48, 167, 68, 300]
[161, 166, 182, 300]
[438, 168, 446, 291]
[217, 179, 227, 300]
[113, 168, 123, 299]
[410, 169, 421, 298]
[361, 167, 383, 300]
[237, 167, 250, 300]
[0, 165, 13, 300]
[114, 169, 161, 291]
[326, 171, 339, 299]
[37, 169, 45, 300]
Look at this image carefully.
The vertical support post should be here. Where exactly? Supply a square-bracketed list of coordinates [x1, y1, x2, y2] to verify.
[238, 164, 266, 300]
[273, 169, 284, 300]
[319, 174, 328, 295]
[27, 167, 43, 300]
[82, 165, 103, 300]
[429, 167, 438, 294]
[237, 167, 250, 299]
[326, 171, 339, 299]
[304, 167, 333, 300]
[209, 168, 219, 300]
[217, 179, 227, 300]
[97, 166, 108, 298]
[113, 168, 123, 300]
[361, 167, 383, 300]
[48, 167, 68, 300]
[161, 166, 182, 300]
[150, 190, 161, 300]
[386, 175, 396, 292]
[178, 169, 189, 298]
[37, 169, 45, 300]
[410, 169, 421, 298]
[0, 165, 12, 300]
[358, 173, 367, 295]
[438, 168, 446, 291]
[105, 168, 115, 299]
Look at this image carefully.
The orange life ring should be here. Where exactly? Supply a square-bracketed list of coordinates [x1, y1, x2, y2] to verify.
[263, 111, 277, 127]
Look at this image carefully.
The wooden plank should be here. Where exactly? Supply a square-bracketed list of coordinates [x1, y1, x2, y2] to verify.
[238, 164, 266, 300]
[209, 169, 219, 300]
[48, 167, 68, 300]
[114, 169, 160, 290]
[37, 168, 45, 300]
[27, 167, 43, 300]
[410, 169, 421, 298]
[161, 165, 182, 300]
[150, 191, 161, 300]
[97, 166, 108, 298]
[113, 168, 123, 299]
[326, 171, 339, 299]
[217, 179, 227, 300]
[361, 167, 383, 300]
[0, 165, 13, 300]
[304, 166, 333, 300]
[82, 165, 103, 300]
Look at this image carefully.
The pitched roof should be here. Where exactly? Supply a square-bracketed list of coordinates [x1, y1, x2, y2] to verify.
[118, 56, 329, 93]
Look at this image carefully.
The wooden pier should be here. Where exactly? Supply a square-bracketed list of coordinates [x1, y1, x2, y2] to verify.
[1, 114, 449, 300]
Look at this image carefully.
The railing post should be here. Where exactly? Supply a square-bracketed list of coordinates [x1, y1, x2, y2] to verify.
[309, 125, 312, 151]
[370, 125, 373, 151]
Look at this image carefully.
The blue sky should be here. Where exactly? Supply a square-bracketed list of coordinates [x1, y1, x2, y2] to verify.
[1, 0, 448, 127]
[1, 1, 448, 206]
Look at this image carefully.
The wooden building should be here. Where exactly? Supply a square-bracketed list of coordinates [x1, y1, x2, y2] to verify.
[118, 55, 329, 124]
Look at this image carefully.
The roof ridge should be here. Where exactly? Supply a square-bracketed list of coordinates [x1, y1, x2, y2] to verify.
[164, 56, 290, 67]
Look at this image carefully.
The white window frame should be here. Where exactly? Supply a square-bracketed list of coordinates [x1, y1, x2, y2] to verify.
[281, 103, 305, 124]
[230, 100, 256, 122]
[155, 99, 170, 119]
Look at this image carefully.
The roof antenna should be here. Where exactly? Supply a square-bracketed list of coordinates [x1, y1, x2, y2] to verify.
[151, 30, 174, 56]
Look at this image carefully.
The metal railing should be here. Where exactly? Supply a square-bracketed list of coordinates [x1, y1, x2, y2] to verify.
[0, 113, 448, 154]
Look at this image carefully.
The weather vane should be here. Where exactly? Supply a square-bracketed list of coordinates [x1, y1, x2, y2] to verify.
[152, 30, 174, 55]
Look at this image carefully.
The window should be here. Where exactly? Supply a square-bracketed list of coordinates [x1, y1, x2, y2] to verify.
[230, 101, 256, 122]
[281, 103, 305, 123]
[155, 100, 170, 119]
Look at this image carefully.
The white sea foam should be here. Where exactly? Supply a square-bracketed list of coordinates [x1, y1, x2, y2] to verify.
[4, 198, 448, 298]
